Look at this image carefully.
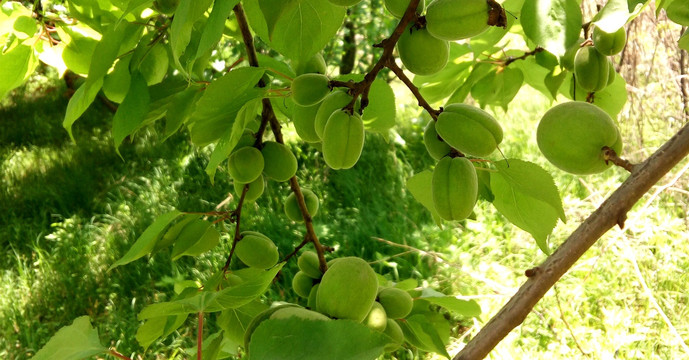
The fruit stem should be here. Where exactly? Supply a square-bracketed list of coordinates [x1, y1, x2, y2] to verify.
[108, 349, 132, 360]
[602, 146, 636, 173]
[233, 3, 329, 273]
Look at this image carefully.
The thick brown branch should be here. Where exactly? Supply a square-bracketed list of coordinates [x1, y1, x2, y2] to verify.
[233, 3, 328, 273]
[454, 120, 689, 359]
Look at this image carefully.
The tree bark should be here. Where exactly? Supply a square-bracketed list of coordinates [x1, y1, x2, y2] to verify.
[453, 120, 689, 360]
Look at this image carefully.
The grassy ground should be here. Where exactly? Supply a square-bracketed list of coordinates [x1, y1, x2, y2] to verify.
[2, 49, 688, 360]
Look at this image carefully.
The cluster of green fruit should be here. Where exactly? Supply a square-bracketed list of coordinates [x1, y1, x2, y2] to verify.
[245, 256, 412, 353]
[227, 133, 297, 201]
[536, 101, 623, 175]
[423, 104, 503, 221]
[290, 56, 365, 170]
[572, 26, 626, 92]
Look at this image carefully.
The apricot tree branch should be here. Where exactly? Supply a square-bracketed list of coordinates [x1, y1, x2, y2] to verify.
[233, 3, 328, 273]
[387, 60, 442, 119]
[503, 47, 545, 67]
[222, 183, 250, 273]
[453, 119, 689, 360]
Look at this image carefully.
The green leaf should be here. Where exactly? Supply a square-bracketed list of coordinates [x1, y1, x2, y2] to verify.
[591, 0, 632, 32]
[362, 78, 396, 133]
[521, 0, 582, 57]
[406, 170, 442, 226]
[109, 210, 182, 270]
[249, 318, 388, 360]
[560, 72, 627, 118]
[170, 219, 221, 260]
[164, 86, 203, 139]
[0, 43, 38, 99]
[138, 265, 283, 318]
[511, 56, 559, 99]
[33, 316, 107, 360]
[399, 314, 451, 358]
[170, 0, 213, 70]
[218, 301, 269, 345]
[63, 21, 140, 139]
[247, 0, 345, 63]
[447, 62, 493, 104]
[196, 0, 240, 61]
[112, 71, 151, 156]
[205, 98, 262, 182]
[422, 296, 481, 318]
[185, 331, 228, 360]
[470, 67, 524, 110]
[491, 160, 565, 253]
[136, 313, 188, 350]
[544, 69, 568, 99]
[667, 0, 689, 25]
[680, 28, 689, 51]
[188, 67, 265, 146]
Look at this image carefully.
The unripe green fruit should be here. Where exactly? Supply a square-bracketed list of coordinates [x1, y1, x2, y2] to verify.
[385, 0, 425, 18]
[235, 232, 279, 269]
[293, 53, 327, 75]
[261, 141, 297, 182]
[607, 58, 616, 86]
[593, 26, 626, 56]
[232, 130, 256, 152]
[314, 90, 356, 139]
[435, 103, 503, 157]
[154, 0, 179, 15]
[425, 0, 489, 41]
[291, 74, 331, 106]
[397, 27, 449, 76]
[322, 110, 365, 170]
[293, 103, 321, 143]
[233, 174, 265, 202]
[574, 46, 610, 92]
[432, 156, 478, 221]
[363, 302, 388, 332]
[423, 120, 452, 160]
[383, 319, 405, 352]
[316, 257, 379, 322]
[377, 287, 413, 319]
[327, 0, 363, 6]
[298, 251, 323, 279]
[307, 284, 320, 309]
[270, 306, 330, 321]
[284, 189, 320, 222]
[292, 271, 315, 298]
[537, 102, 622, 175]
[228, 147, 264, 183]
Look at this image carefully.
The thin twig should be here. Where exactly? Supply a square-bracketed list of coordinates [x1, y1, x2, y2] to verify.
[108, 349, 132, 360]
[222, 184, 249, 273]
[197, 312, 204, 360]
[553, 285, 589, 356]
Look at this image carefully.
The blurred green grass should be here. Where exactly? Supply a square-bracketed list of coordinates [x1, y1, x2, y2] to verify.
[1, 61, 688, 360]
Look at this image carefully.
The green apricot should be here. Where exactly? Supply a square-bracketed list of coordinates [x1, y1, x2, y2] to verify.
[307, 284, 320, 310]
[537, 101, 622, 175]
[425, 0, 489, 41]
[234, 174, 265, 202]
[316, 257, 379, 322]
[292, 271, 315, 298]
[574, 46, 609, 92]
[363, 302, 388, 332]
[292, 103, 322, 143]
[385, 0, 425, 18]
[298, 251, 323, 279]
[270, 306, 330, 321]
[235, 232, 279, 269]
[435, 103, 503, 157]
[327, 0, 363, 6]
[291, 74, 331, 106]
[377, 287, 413, 319]
[314, 90, 356, 139]
[154, 0, 179, 15]
[432, 156, 478, 221]
[261, 141, 298, 182]
[423, 120, 452, 160]
[228, 147, 264, 183]
[593, 26, 626, 56]
[232, 130, 256, 152]
[293, 53, 327, 75]
[607, 58, 616, 86]
[397, 26, 449, 76]
[322, 110, 365, 170]
[383, 319, 405, 352]
[284, 189, 320, 222]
